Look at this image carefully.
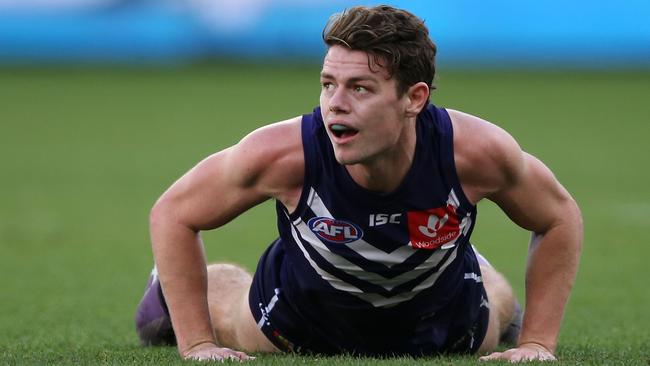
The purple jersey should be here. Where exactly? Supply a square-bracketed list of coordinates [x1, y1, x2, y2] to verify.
[250, 104, 488, 356]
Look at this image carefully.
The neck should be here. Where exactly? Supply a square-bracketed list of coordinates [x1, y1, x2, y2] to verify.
[346, 121, 417, 193]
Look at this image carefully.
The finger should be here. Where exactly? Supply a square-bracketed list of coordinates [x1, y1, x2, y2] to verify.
[224, 350, 255, 362]
[509, 352, 526, 363]
[190, 353, 224, 361]
[538, 352, 557, 362]
[479, 351, 503, 361]
[235, 351, 255, 360]
[507, 350, 553, 363]
[224, 354, 240, 361]
[222, 351, 244, 361]
[512, 349, 541, 363]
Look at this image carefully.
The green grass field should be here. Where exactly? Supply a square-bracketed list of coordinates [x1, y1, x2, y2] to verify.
[1, 63, 649, 365]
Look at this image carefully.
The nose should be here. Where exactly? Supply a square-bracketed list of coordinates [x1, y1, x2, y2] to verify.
[327, 86, 349, 114]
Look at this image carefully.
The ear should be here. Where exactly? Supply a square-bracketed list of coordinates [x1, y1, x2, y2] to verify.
[404, 82, 430, 117]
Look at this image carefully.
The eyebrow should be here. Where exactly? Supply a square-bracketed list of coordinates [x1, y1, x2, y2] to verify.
[320, 72, 379, 85]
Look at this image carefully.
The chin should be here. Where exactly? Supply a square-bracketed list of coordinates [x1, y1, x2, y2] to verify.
[334, 156, 353, 165]
[333, 152, 359, 166]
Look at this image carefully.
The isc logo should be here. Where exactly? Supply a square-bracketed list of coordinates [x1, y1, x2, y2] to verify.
[308, 217, 364, 244]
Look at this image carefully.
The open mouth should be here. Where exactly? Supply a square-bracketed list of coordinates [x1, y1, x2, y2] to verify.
[330, 124, 359, 139]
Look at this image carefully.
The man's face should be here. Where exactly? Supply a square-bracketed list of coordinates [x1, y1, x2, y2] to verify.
[320, 45, 411, 166]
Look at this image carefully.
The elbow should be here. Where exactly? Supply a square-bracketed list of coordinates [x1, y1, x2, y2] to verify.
[575, 205, 584, 258]
[149, 196, 169, 232]
[148, 194, 194, 256]
[569, 197, 583, 246]
[148, 196, 170, 256]
[149, 194, 184, 243]
[562, 196, 584, 260]
[540, 195, 583, 256]
[149, 193, 198, 238]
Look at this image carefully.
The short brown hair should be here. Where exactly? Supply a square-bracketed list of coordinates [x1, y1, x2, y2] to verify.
[322, 5, 437, 97]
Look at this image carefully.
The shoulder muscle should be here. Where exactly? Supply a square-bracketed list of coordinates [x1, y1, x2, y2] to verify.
[447, 109, 524, 203]
[225, 116, 304, 199]
[447, 109, 579, 234]
[155, 116, 304, 231]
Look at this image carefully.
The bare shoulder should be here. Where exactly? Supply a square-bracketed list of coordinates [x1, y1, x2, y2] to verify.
[227, 116, 304, 204]
[446, 109, 524, 204]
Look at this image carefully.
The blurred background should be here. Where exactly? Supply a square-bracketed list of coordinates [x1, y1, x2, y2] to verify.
[1, 0, 649, 67]
[1, 1, 649, 365]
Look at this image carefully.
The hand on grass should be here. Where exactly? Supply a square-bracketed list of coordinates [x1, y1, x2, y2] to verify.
[479, 342, 556, 363]
[182, 341, 254, 362]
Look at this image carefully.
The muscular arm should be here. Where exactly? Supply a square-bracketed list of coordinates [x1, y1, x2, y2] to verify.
[489, 153, 582, 354]
[149, 117, 303, 358]
[450, 110, 583, 361]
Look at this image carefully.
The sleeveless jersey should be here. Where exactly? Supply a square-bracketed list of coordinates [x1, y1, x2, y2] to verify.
[251, 103, 486, 355]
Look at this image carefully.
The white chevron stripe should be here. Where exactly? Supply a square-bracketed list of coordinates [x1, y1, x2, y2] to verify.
[294, 219, 449, 290]
[308, 188, 416, 265]
[349, 240, 416, 266]
[284, 188, 465, 307]
[291, 211, 460, 307]
[450, 188, 474, 238]
[412, 245, 459, 292]
[351, 246, 459, 307]
[287, 214, 363, 294]
[447, 188, 460, 207]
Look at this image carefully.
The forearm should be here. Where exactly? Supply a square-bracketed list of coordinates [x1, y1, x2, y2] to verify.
[150, 211, 216, 356]
[520, 210, 582, 352]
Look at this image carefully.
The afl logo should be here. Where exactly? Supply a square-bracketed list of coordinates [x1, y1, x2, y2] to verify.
[308, 217, 364, 244]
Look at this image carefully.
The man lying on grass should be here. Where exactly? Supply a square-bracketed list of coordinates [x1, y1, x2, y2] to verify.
[135, 5, 582, 363]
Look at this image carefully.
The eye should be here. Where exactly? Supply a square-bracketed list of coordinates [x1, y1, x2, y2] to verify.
[354, 85, 368, 93]
[321, 82, 334, 91]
